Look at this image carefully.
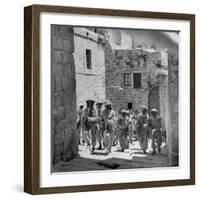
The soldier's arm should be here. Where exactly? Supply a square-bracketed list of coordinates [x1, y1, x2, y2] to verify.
[111, 110, 116, 119]
[148, 118, 152, 134]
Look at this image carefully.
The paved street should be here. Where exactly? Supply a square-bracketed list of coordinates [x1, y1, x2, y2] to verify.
[53, 140, 169, 173]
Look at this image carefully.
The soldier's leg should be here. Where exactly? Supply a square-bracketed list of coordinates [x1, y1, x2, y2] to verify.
[148, 129, 153, 152]
[83, 126, 90, 147]
[104, 130, 109, 151]
[113, 129, 119, 146]
[79, 126, 84, 145]
[119, 130, 124, 151]
[75, 125, 81, 145]
[125, 135, 129, 149]
[101, 127, 105, 149]
[128, 124, 133, 144]
[107, 130, 113, 153]
[90, 126, 96, 152]
[139, 127, 147, 154]
[138, 131, 143, 150]
[96, 126, 102, 149]
[81, 126, 86, 144]
[157, 130, 162, 153]
[143, 128, 148, 150]
[151, 129, 156, 155]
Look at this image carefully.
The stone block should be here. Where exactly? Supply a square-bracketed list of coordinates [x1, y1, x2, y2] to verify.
[51, 25, 77, 165]
[54, 64, 64, 77]
[55, 77, 63, 91]
[63, 39, 74, 53]
[63, 63, 73, 78]
[55, 51, 74, 64]
[63, 53, 74, 64]
[51, 77, 56, 91]
[52, 107, 64, 123]
[55, 93, 62, 107]
[52, 25, 73, 39]
[54, 50, 63, 64]
[62, 77, 69, 90]
[52, 36, 64, 50]
[60, 27, 73, 39]
[56, 119, 68, 134]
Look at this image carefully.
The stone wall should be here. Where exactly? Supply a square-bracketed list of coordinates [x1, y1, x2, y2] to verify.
[73, 28, 106, 107]
[167, 54, 179, 166]
[105, 42, 167, 113]
[51, 25, 78, 165]
[107, 29, 133, 50]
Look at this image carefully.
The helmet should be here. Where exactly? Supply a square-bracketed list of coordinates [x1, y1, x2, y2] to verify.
[151, 108, 158, 113]
[141, 105, 148, 111]
[104, 100, 112, 106]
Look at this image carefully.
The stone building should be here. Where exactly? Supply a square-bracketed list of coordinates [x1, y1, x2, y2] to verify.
[105, 29, 179, 166]
[51, 26, 106, 165]
[51, 25, 179, 167]
[105, 30, 168, 117]
[106, 29, 133, 50]
[51, 25, 77, 165]
[167, 54, 179, 166]
[73, 28, 106, 107]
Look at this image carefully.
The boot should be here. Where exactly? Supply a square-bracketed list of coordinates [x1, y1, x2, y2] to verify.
[143, 149, 146, 154]
[97, 144, 102, 150]
[152, 149, 156, 155]
[158, 146, 161, 153]
[90, 146, 95, 153]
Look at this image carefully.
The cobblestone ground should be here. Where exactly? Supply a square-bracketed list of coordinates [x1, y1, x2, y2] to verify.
[53, 139, 169, 172]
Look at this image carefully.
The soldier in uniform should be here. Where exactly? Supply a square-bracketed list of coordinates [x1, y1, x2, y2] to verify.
[102, 100, 116, 154]
[95, 101, 104, 150]
[126, 110, 134, 145]
[117, 109, 129, 152]
[132, 109, 139, 138]
[82, 99, 97, 153]
[148, 108, 163, 155]
[136, 106, 149, 154]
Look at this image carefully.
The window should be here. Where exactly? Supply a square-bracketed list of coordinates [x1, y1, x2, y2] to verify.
[133, 73, 142, 88]
[128, 102, 133, 109]
[124, 73, 131, 86]
[86, 49, 92, 69]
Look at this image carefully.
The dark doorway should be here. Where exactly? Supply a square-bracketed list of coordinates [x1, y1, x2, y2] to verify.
[133, 73, 142, 88]
[148, 85, 160, 113]
[128, 102, 133, 109]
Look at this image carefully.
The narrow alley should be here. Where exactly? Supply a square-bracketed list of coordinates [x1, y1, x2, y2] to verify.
[53, 140, 169, 173]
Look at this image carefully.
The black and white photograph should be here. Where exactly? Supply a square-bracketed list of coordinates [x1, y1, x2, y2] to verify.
[51, 25, 179, 173]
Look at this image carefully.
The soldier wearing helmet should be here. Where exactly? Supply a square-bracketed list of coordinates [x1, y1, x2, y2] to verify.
[148, 108, 163, 155]
[101, 100, 116, 154]
[95, 100, 104, 150]
[117, 109, 129, 152]
[136, 105, 149, 154]
[82, 99, 97, 153]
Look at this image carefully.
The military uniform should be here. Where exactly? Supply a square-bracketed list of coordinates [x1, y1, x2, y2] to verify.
[82, 100, 97, 152]
[117, 110, 129, 152]
[148, 109, 162, 154]
[126, 111, 134, 144]
[136, 106, 149, 154]
[102, 100, 116, 153]
[95, 101, 104, 150]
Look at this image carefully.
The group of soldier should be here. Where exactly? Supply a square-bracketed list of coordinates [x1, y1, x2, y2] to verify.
[76, 99, 164, 155]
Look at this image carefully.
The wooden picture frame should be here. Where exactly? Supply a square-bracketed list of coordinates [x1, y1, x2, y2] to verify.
[24, 4, 195, 194]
